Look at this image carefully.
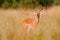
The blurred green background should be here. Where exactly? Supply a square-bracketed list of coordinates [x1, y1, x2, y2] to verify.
[0, 0, 60, 8]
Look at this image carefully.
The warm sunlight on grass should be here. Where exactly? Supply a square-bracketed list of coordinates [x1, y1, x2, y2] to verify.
[0, 6, 60, 40]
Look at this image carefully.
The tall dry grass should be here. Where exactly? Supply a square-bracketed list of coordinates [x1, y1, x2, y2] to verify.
[0, 6, 60, 40]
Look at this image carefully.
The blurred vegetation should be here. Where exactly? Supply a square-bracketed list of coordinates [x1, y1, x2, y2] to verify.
[0, 0, 60, 8]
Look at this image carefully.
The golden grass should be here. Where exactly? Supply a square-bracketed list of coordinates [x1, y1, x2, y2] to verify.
[0, 6, 60, 40]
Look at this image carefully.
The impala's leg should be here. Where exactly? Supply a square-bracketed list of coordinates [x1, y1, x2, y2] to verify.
[26, 26, 32, 32]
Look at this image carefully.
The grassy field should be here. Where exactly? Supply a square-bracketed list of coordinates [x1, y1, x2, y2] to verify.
[0, 6, 60, 40]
